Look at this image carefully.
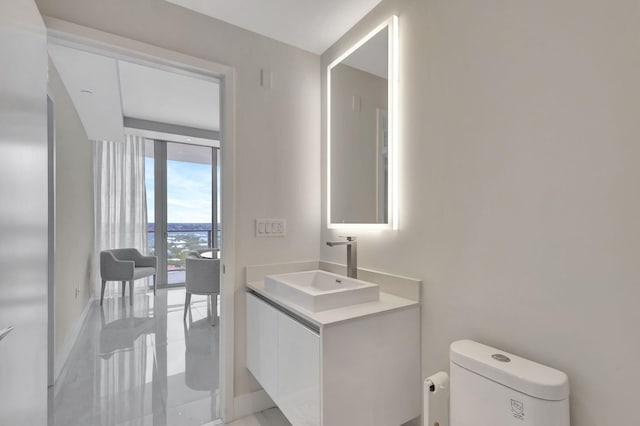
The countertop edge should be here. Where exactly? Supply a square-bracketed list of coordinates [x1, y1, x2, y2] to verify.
[246, 280, 419, 328]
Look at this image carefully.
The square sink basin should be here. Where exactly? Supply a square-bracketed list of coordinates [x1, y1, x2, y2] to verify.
[264, 270, 380, 312]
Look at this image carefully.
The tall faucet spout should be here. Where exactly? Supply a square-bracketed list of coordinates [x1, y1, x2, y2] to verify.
[326, 241, 347, 247]
[326, 236, 357, 278]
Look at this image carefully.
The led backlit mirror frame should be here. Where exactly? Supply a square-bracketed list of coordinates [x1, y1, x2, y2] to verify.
[327, 15, 399, 230]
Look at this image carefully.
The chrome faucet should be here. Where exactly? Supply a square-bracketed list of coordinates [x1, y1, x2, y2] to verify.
[326, 236, 357, 278]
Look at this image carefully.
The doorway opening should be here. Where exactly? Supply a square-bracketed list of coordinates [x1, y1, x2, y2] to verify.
[145, 139, 221, 288]
[47, 28, 234, 424]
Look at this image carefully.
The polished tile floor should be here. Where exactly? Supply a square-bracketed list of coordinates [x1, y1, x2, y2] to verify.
[218, 408, 290, 426]
[51, 287, 290, 426]
[51, 288, 223, 426]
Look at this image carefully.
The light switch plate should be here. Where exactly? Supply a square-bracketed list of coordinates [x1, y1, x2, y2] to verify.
[256, 219, 286, 237]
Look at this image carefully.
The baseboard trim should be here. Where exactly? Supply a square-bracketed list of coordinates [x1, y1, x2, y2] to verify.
[53, 296, 95, 387]
[231, 390, 276, 421]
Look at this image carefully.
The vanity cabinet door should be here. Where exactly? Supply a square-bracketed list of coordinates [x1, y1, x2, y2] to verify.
[277, 313, 320, 426]
[246, 293, 279, 399]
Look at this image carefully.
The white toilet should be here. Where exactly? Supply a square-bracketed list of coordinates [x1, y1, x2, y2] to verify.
[447, 339, 570, 426]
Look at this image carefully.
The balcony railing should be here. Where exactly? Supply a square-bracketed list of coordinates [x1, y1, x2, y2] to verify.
[147, 228, 215, 271]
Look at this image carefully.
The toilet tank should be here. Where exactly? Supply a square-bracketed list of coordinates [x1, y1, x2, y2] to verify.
[450, 340, 570, 426]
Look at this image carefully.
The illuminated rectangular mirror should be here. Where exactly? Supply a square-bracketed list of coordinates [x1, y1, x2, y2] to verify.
[327, 16, 398, 229]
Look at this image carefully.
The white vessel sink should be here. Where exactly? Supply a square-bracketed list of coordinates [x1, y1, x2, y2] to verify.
[264, 270, 380, 312]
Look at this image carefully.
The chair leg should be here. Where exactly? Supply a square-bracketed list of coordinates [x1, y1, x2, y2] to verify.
[100, 279, 106, 306]
[122, 281, 126, 297]
[153, 274, 156, 296]
[211, 294, 217, 326]
[215, 293, 219, 320]
[129, 280, 134, 306]
[184, 292, 192, 321]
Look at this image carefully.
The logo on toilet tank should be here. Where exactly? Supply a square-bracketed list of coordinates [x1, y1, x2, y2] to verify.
[510, 399, 525, 420]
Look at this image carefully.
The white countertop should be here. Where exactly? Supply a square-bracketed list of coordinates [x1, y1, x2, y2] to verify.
[246, 280, 419, 328]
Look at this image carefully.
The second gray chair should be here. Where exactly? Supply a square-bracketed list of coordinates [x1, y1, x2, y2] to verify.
[184, 252, 220, 324]
[100, 248, 157, 306]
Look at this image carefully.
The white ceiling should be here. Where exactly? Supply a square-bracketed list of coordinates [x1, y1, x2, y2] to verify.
[119, 61, 220, 131]
[49, 44, 125, 142]
[49, 45, 220, 144]
[165, 0, 384, 54]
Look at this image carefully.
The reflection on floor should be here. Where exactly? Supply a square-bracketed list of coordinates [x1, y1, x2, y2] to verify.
[216, 408, 290, 426]
[51, 288, 220, 426]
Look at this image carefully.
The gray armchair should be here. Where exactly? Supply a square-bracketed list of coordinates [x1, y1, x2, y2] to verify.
[100, 248, 157, 306]
[184, 252, 220, 324]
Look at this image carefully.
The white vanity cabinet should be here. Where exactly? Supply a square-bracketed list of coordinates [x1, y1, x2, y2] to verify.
[246, 293, 320, 425]
[246, 292, 280, 398]
[246, 290, 420, 426]
[277, 313, 321, 425]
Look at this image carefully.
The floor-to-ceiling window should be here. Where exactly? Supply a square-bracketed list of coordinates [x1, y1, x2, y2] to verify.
[145, 139, 219, 287]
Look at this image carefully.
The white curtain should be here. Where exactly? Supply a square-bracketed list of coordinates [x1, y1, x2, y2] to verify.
[93, 134, 148, 298]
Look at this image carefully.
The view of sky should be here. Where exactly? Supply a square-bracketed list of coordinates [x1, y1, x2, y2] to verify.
[145, 158, 215, 223]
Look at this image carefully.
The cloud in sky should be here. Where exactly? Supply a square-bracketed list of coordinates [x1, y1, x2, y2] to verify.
[146, 158, 216, 223]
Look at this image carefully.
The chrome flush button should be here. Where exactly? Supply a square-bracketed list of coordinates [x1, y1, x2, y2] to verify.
[492, 353, 511, 362]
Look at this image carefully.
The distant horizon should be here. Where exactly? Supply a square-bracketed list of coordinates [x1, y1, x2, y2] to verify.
[148, 222, 218, 224]
[147, 222, 218, 228]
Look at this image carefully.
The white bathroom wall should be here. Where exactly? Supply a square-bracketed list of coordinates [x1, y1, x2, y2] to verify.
[48, 60, 94, 365]
[321, 1, 640, 425]
[35, 0, 321, 398]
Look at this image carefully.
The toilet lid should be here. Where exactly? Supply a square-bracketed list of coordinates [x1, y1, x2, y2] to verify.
[450, 340, 570, 401]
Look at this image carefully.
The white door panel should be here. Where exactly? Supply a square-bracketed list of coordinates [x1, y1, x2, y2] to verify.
[0, 0, 49, 424]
